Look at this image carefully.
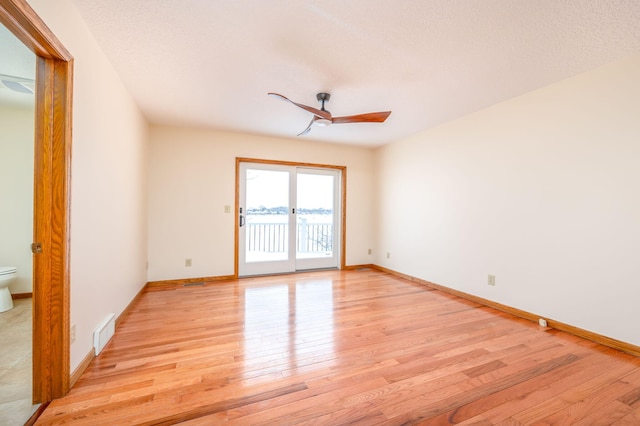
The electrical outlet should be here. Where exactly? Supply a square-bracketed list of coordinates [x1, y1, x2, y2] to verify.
[185, 258, 192, 267]
[70, 324, 76, 343]
[488, 274, 496, 286]
[538, 318, 548, 327]
[386, 252, 391, 259]
[224, 205, 231, 213]
[368, 248, 372, 255]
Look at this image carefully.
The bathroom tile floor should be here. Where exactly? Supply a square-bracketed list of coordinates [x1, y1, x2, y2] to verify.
[0, 299, 39, 425]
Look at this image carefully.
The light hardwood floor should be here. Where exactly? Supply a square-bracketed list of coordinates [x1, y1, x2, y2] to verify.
[36, 269, 640, 425]
[0, 299, 39, 426]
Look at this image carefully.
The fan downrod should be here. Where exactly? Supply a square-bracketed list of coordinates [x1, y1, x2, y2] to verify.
[316, 92, 330, 110]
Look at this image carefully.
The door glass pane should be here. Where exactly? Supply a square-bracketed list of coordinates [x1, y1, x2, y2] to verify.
[245, 169, 289, 263]
[296, 173, 334, 260]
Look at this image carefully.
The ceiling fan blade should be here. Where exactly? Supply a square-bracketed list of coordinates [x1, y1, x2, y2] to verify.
[0, 73, 35, 94]
[268, 93, 331, 120]
[331, 111, 391, 124]
[297, 118, 315, 136]
[2, 80, 33, 94]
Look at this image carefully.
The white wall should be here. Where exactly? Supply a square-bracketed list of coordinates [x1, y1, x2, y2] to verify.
[375, 54, 640, 346]
[148, 127, 375, 281]
[27, 0, 149, 370]
[0, 104, 34, 294]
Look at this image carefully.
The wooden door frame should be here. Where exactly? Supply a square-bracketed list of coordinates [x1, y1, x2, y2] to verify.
[0, 0, 72, 402]
[235, 158, 347, 277]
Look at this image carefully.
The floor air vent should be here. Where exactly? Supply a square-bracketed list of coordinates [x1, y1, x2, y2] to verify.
[93, 313, 115, 355]
[184, 282, 205, 287]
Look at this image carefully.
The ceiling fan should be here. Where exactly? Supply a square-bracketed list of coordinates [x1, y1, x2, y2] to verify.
[268, 92, 391, 136]
[0, 73, 35, 94]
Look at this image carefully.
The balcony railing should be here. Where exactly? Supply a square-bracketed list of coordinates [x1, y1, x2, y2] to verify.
[246, 220, 333, 253]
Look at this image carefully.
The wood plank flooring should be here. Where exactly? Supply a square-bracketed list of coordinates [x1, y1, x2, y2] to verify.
[36, 269, 640, 425]
[0, 299, 39, 425]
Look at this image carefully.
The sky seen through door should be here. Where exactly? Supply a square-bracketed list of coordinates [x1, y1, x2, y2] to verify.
[246, 169, 334, 211]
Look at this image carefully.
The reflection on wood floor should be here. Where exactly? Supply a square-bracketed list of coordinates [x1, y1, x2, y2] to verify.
[37, 269, 640, 424]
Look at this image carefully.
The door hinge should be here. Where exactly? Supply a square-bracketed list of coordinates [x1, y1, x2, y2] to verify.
[31, 242, 43, 254]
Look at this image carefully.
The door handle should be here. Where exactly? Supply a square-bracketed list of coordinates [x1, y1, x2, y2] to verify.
[239, 215, 245, 227]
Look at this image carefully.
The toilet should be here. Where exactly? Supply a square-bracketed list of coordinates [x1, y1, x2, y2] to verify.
[0, 267, 16, 312]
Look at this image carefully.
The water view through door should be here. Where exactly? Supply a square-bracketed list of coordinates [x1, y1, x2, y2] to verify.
[238, 162, 341, 276]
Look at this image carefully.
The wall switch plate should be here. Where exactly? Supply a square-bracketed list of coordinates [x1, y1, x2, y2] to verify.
[224, 205, 231, 213]
[488, 274, 496, 286]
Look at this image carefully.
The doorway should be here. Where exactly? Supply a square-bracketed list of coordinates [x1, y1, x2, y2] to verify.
[237, 159, 345, 277]
[0, 21, 36, 423]
[0, 0, 73, 405]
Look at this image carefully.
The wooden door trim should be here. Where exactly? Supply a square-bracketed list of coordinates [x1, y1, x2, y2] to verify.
[0, 0, 72, 402]
[235, 157, 347, 277]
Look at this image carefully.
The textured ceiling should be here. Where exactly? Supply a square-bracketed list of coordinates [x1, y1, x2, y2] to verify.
[67, 1, 640, 145]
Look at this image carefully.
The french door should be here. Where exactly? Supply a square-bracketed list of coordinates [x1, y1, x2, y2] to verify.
[238, 162, 341, 277]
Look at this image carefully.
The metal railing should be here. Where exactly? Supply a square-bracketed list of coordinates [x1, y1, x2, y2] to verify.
[247, 220, 332, 253]
[247, 223, 288, 253]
